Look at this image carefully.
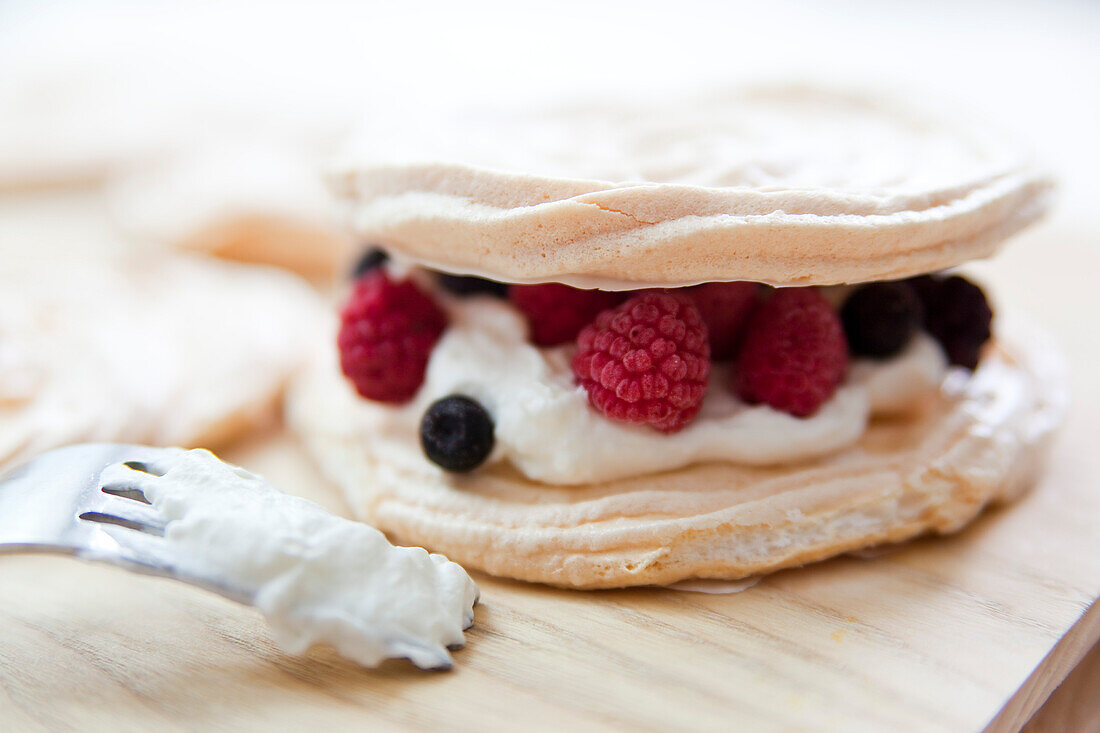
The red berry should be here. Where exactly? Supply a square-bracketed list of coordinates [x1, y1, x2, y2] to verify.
[572, 291, 710, 433]
[734, 288, 848, 417]
[337, 271, 448, 403]
[509, 283, 624, 346]
[688, 282, 761, 360]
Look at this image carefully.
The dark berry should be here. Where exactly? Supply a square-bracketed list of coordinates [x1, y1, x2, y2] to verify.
[419, 395, 495, 472]
[920, 275, 993, 370]
[350, 247, 389, 279]
[438, 273, 509, 298]
[905, 274, 942, 319]
[840, 281, 923, 358]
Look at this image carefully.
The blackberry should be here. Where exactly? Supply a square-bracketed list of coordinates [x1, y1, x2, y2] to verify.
[350, 246, 389, 279]
[419, 395, 495, 472]
[840, 281, 923, 358]
[905, 274, 942, 319]
[920, 275, 993, 370]
[438, 274, 509, 298]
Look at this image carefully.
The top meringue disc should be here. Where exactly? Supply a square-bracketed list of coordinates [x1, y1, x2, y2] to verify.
[330, 86, 1052, 289]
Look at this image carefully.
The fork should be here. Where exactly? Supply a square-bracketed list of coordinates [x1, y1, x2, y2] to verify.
[0, 443, 479, 670]
[0, 443, 251, 603]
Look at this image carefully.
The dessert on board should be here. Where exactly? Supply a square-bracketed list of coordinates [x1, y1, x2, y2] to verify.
[289, 86, 1063, 588]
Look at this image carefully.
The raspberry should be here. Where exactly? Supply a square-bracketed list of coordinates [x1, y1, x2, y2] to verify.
[840, 281, 923, 358]
[572, 291, 710, 433]
[908, 274, 993, 370]
[337, 270, 448, 403]
[734, 288, 848, 417]
[688, 281, 761, 360]
[509, 283, 625, 346]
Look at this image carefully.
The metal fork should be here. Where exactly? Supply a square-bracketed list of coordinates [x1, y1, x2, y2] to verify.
[0, 443, 251, 604]
[0, 443, 479, 670]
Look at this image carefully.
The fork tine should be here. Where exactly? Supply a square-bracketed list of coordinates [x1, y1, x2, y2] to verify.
[81, 487, 167, 533]
[88, 521, 175, 572]
[79, 509, 165, 536]
[100, 505, 165, 533]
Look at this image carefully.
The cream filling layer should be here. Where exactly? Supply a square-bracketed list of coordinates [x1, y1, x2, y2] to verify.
[358, 298, 948, 486]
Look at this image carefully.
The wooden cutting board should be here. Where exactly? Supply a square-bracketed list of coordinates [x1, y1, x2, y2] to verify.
[0, 194, 1097, 732]
[0, 419, 1096, 733]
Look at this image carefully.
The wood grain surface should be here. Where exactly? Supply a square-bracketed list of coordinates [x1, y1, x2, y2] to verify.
[0, 182, 1098, 733]
[1023, 639, 1100, 732]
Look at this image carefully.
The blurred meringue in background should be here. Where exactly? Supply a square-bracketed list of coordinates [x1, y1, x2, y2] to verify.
[0, 0, 1097, 283]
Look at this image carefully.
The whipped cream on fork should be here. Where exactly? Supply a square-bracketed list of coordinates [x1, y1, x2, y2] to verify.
[99, 448, 478, 669]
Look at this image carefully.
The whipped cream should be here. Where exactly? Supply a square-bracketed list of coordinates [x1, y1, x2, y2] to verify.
[100, 448, 478, 669]
[363, 297, 948, 485]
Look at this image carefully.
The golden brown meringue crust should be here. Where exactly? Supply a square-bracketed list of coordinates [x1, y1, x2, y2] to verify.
[331, 87, 1052, 288]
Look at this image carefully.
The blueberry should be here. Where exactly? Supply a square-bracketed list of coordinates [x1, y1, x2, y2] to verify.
[840, 281, 923, 358]
[419, 396, 495, 472]
[437, 273, 509, 298]
[350, 247, 389, 279]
